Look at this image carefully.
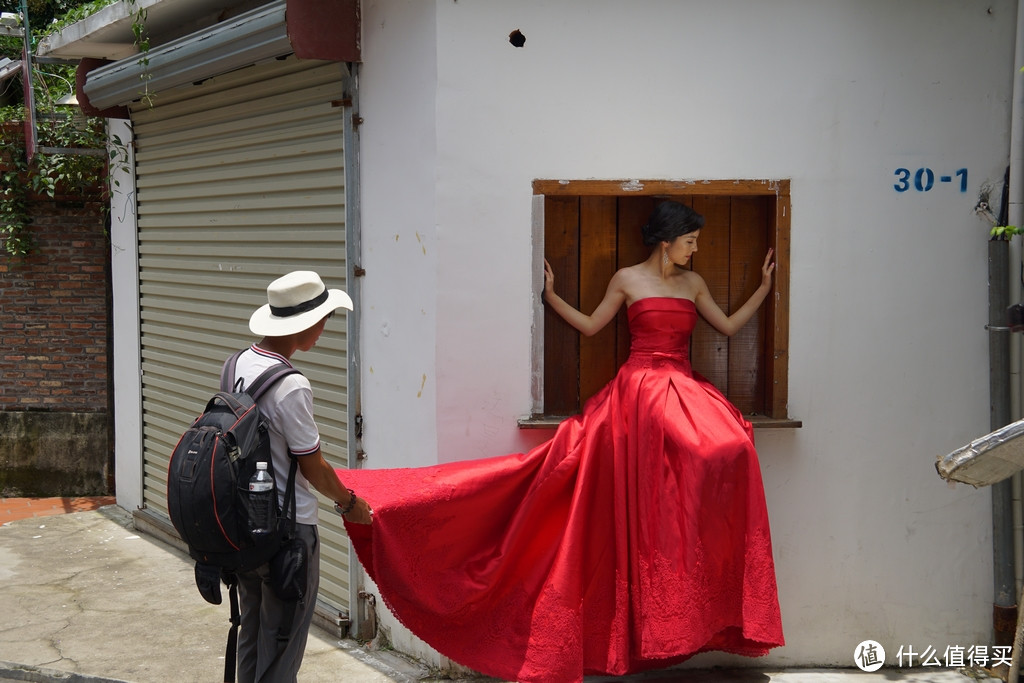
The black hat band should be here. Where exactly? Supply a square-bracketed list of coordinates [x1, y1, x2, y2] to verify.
[270, 289, 329, 317]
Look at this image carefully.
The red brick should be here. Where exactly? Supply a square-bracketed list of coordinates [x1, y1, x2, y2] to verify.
[0, 156, 107, 411]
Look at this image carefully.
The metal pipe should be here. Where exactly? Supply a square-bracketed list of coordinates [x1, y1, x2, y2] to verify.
[18, 0, 36, 160]
[990, 239, 1015, 624]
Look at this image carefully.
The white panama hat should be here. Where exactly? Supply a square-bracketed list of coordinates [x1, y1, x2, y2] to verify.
[249, 271, 353, 336]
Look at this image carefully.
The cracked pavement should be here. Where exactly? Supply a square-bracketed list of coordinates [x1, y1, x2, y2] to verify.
[0, 505, 418, 682]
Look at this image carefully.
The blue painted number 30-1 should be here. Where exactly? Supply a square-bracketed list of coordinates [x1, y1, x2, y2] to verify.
[894, 168, 967, 193]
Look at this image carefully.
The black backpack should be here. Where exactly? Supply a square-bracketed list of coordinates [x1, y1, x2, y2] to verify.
[167, 349, 302, 683]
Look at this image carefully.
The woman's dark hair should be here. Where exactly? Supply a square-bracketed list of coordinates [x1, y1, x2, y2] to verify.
[641, 201, 705, 247]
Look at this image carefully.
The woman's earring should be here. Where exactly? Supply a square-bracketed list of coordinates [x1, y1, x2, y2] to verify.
[663, 250, 670, 266]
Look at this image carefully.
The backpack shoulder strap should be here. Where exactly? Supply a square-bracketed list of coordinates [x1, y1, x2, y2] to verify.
[220, 349, 302, 400]
[246, 363, 302, 401]
[223, 572, 240, 683]
[219, 349, 246, 393]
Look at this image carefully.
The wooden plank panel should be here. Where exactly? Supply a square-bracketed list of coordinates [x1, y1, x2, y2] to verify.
[579, 197, 618, 404]
[689, 195, 731, 393]
[727, 196, 770, 414]
[534, 180, 794, 424]
[544, 196, 581, 415]
[770, 190, 791, 419]
[616, 197, 657, 368]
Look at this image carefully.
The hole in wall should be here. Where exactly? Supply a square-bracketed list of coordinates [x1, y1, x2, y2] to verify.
[509, 29, 526, 48]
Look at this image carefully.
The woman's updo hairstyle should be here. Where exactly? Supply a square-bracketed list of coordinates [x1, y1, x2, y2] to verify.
[640, 200, 705, 247]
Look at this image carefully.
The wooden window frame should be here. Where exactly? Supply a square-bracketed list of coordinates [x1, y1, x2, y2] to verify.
[524, 179, 800, 429]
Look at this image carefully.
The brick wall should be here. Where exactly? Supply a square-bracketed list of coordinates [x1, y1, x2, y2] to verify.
[0, 131, 112, 496]
[0, 196, 109, 411]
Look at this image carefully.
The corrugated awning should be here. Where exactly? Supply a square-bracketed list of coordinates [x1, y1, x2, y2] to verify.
[0, 57, 22, 82]
[83, 0, 290, 111]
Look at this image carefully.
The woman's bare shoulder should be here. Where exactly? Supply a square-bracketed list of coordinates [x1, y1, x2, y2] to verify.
[678, 269, 710, 298]
[677, 268, 705, 285]
[611, 264, 655, 292]
[614, 263, 650, 281]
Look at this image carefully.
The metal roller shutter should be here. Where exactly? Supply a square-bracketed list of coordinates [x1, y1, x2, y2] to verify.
[133, 56, 355, 618]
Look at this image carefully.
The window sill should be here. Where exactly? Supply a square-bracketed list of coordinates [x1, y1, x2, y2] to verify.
[518, 415, 802, 429]
[748, 415, 803, 429]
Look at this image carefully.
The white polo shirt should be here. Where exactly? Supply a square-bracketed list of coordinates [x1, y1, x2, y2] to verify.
[231, 344, 321, 525]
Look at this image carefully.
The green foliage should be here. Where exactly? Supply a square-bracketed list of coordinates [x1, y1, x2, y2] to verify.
[34, 111, 107, 187]
[991, 225, 1024, 240]
[0, 104, 107, 259]
[1, 0, 90, 30]
[0, 0, 133, 259]
[1, 0, 120, 109]
[0, 133, 33, 257]
[123, 0, 153, 106]
[43, 0, 117, 34]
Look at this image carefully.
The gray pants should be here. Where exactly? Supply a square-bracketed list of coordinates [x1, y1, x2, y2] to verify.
[236, 524, 320, 683]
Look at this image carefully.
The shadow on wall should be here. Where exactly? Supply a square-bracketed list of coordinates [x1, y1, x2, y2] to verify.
[0, 410, 110, 497]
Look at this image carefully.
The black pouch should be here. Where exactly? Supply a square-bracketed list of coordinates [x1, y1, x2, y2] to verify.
[195, 562, 224, 605]
[269, 534, 307, 601]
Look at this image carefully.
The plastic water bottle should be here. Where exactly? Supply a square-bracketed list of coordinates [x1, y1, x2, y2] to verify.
[248, 462, 274, 536]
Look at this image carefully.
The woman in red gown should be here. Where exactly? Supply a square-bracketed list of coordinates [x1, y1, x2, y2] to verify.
[341, 201, 784, 682]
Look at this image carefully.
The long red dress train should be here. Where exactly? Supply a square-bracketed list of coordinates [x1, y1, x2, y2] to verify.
[340, 297, 783, 682]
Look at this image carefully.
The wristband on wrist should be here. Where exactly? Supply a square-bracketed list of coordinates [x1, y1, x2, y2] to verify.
[335, 489, 357, 515]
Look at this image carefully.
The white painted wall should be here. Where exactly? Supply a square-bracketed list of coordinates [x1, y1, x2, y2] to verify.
[358, 0, 440, 471]
[108, 118, 143, 514]
[358, 0, 1016, 670]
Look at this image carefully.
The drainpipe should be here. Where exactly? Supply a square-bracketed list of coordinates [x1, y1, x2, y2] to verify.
[998, 0, 1024, 653]
[992, 236, 1015, 648]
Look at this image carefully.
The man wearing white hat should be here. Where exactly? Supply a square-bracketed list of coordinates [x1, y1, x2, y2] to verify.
[232, 270, 372, 683]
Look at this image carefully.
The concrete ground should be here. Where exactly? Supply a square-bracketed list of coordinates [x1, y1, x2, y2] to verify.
[0, 501, 1006, 683]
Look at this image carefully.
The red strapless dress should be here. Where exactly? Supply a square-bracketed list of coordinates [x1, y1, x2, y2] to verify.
[341, 297, 783, 682]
